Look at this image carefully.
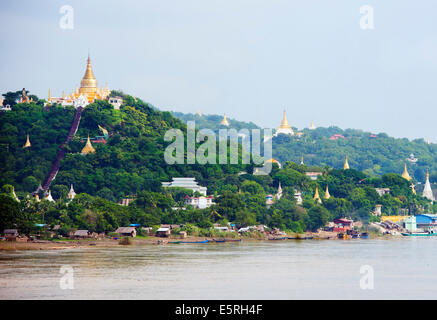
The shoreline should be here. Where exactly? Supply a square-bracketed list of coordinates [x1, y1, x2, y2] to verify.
[0, 231, 392, 251]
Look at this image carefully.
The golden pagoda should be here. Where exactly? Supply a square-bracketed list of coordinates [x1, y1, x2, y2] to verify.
[343, 155, 350, 170]
[401, 163, 412, 181]
[48, 88, 51, 103]
[324, 185, 331, 199]
[81, 135, 96, 155]
[309, 121, 315, 130]
[275, 110, 294, 136]
[300, 154, 304, 165]
[23, 134, 31, 148]
[220, 114, 230, 126]
[78, 55, 100, 103]
[313, 186, 322, 204]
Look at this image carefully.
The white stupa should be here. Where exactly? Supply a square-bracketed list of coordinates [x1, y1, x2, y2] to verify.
[422, 170, 435, 201]
[68, 184, 76, 200]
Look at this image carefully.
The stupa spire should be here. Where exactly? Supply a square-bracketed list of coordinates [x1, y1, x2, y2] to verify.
[402, 163, 412, 181]
[220, 114, 230, 126]
[324, 185, 331, 199]
[343, 155, 350, 170]
[23, 134, 31, 148]
[313, 186, 322, 204]
[81, 135, 96, 155]
[422, 170, 434, 201]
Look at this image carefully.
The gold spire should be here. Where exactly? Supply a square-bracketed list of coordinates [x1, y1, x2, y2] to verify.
[279, 110, 291, 129]
[220, 113, 230, 126]
[324, 185, 331, 199]
[309, 120, 315, 129]
[402, 163, 412, 181]
[314, 186, 322, 203]
[48, 88, 51, 102]
[343, 155, 350, 170]
[81, 135, 96, 155]
[23, 134, 31, 148]
[300, 154, 304, 165]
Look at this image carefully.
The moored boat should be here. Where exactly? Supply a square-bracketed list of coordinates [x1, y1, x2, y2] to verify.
[360, 232, 369, 239]
[180, 239, 209, 243]
[401, 232, 437, 237]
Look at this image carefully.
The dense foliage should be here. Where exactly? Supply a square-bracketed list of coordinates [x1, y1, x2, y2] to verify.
[1, 91, 436, 236]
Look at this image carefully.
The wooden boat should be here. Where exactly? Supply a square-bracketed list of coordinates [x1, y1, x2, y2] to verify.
[401, 232, 437, 237]
[168, 241, 181, 244]
[180, 239, 209, 243]
[212, 239, 226, 243]
[287, 235, 313, 240]
[268, 237, 286, 240]
[360, 232, 369, 239]
[225, 239, 242, 242]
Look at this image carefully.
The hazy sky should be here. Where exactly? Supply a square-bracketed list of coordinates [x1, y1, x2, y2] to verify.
[1, 1, 437, 141]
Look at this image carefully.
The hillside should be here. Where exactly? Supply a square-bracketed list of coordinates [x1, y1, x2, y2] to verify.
[171, 111, 260, 132]
[0, 94, 246, 201]
[1, 92, 436, 234]
[172, 111, 437, 182]
[272, 126, 437, 182]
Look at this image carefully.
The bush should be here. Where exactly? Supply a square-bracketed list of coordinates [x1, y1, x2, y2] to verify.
[118, 237, 132, 245]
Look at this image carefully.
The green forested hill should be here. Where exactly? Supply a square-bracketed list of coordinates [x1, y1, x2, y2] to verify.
[171, 112, 437, 182]
[171, 111, 260, 132]
[272, 126, 437, 182]
[1, 93, 436, 234]
[0, 94, 246, 200]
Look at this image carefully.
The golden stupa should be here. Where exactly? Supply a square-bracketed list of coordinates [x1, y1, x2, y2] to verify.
[313, 186, 322, 203]
[275, 110, 294, 136]
[220, 114, 230, 126]
[324, 185, 331, 199]
[78, 55, 100, 103]
[401, 163, 412, 181]
[343, 155, 350, 170]
[300, 154, 304, 165]
[48, 55, 110, 105]
[23, 134, 31, 148]
[81, 135, 96, 155]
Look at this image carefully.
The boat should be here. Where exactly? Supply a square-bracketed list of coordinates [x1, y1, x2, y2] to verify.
[225, 239, 242, 242]
[401, 232, 437, 237]
[212, 239, 226, 243]
[268, 237, 286, 240]
[287, 235, 313, 240]
[360, 232, 369, 239]
[180, 240, 209, 243]
[168, 241, 181, 244]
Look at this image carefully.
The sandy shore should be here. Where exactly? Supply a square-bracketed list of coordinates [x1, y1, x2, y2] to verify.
[0, 231, 373, 251]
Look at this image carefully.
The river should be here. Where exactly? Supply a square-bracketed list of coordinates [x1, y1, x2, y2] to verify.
[1, 238, 436, 299]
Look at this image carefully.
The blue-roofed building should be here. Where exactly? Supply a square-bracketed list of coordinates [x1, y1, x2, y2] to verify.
[414, 214, 437, 232]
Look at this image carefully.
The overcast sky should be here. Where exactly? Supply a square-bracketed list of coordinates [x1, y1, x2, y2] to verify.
[1, 1, 437, 141]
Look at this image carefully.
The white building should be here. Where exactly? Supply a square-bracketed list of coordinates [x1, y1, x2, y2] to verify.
[109, 96, 123, 109]
[184, 196, 215, 209]
[162, 177, 207, 196]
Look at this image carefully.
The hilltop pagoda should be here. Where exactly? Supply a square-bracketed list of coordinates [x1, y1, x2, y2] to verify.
[274, 110, 294, 136]
[220, 114, 230, 126]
